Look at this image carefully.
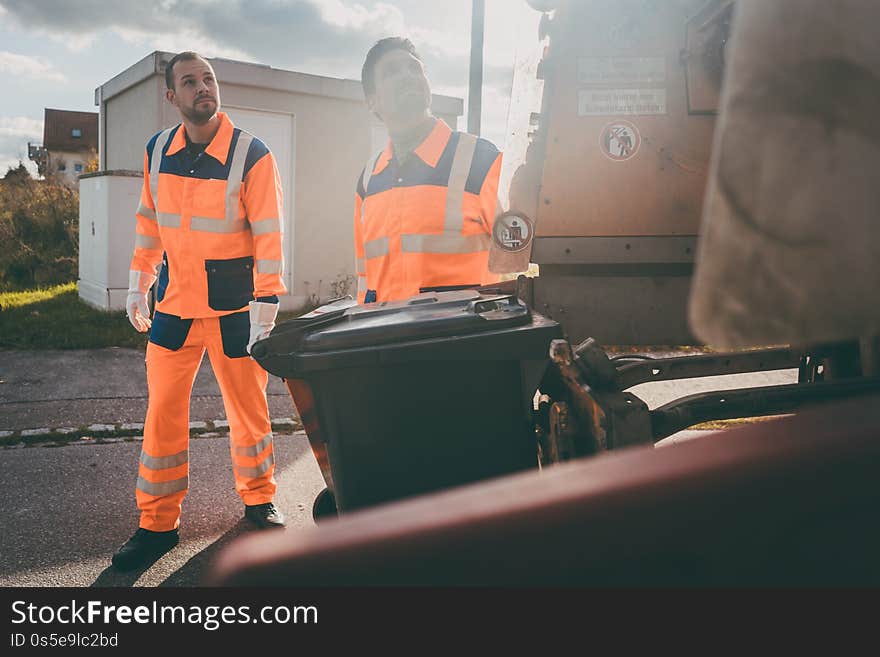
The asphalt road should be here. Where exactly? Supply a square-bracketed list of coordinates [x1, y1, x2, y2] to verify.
[0, 432, 325, 587]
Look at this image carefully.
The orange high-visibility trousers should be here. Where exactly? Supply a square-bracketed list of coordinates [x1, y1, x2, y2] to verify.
[136, 317, 276, 531]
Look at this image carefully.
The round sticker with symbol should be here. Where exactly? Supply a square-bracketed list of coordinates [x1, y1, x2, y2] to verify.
[600, 120, 641, 162]
[493, 212, 533, 253]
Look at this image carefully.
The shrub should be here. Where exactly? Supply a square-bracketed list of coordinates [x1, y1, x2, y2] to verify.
[0, 165, 79, 291]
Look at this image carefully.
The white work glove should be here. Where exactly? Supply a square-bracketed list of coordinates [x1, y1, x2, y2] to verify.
[126, 270, 157, 333]
[247, 300, 279, 355]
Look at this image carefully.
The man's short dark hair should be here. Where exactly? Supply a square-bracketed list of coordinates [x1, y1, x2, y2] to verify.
[165, 51, 206, 90]
[361, 37, 421, 97]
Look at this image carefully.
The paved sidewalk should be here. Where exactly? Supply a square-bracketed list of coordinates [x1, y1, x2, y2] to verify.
[0, 348, 299, 439]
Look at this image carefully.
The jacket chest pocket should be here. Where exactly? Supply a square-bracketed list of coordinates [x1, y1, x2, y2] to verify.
[191, 179, 227, 219]
[205, 256, 254, 311]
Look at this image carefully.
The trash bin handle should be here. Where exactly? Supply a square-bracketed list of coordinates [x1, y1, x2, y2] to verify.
[469, 295, 530, 320]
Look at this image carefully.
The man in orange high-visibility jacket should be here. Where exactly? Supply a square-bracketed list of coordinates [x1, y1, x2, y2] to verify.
[354, 37, 501, 304]
[112, 51, 287, 572]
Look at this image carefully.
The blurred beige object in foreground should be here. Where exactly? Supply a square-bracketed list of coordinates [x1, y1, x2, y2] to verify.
[689, 0, 880, 347]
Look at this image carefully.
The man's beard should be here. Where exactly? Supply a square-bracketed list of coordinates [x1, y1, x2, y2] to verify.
[181, 99, 217, 125]
[391, 88, 429, 122]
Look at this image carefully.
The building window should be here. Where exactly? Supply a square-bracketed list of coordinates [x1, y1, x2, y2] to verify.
[71, 128, 82, 138]
[57, 162, 66, 172]
[74, 163, 83, 173]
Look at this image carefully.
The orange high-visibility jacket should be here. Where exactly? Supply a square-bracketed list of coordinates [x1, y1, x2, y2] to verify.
[130, 112, 286, 319]
[353, 118, 501, 303]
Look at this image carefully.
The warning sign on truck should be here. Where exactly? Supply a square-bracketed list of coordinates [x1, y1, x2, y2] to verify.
[600, 121, 641, 161]
[493, 212, 533, 252]
[578, 88, 667, 116]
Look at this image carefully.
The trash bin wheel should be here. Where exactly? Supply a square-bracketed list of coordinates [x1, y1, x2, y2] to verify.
[312, 487, 338, 522]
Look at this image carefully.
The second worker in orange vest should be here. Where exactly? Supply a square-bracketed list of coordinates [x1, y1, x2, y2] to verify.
[354, 37, 502, 304]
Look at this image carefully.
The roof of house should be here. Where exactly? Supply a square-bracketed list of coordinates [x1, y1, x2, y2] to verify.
[43, 109, 98, 152]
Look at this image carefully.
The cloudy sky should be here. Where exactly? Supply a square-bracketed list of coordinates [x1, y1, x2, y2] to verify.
[0, 0, 542, 175]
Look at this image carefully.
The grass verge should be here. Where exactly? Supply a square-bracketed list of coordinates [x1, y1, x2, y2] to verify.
[0, 282, 315, 350]
[0, 282, 148, 350]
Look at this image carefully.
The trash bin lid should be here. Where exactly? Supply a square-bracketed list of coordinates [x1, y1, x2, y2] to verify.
[253, 290, 562, 377]
[302, 290, 531, 352]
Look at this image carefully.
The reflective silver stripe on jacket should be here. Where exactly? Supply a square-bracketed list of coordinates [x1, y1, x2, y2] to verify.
[444, 133, 477, 233]
[149, 128, 175, 213]
[226, 133, 252, 221]
[190, 215, 243, 233]
[360, 150, 383, 222]
[137, 202, 157, 221]
[235, 452, 275, 479]
[356, 258, 366, 275]
[137, 475, 188, 496]
[400, 233, 491, 254]
[364, 236, 390, 260]
[250, 217, 281, 236]
[234, 433, 273, 457]
[135, 234, 161, 250]
[256, 259, 283, 275]
[157, 212, 182, 229]
[223, 132, 252, 232]
[357, 276, 367, 294]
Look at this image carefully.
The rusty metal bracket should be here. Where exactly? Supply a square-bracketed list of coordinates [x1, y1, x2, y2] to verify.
[541, 339, 654, 461]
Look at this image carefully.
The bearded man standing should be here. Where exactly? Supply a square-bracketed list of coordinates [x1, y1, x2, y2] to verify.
[113, 51, 287, 571]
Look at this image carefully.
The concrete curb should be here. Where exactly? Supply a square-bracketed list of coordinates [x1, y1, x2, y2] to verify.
[0, 417, 303, 447]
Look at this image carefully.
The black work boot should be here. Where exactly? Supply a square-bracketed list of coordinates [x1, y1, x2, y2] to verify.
[111, 528, 179, 571]
[244, 502, 286, 529]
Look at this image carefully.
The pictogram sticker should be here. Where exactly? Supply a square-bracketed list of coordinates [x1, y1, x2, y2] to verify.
[493, 212, 534, 252]
[599, 120, 641, 161]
